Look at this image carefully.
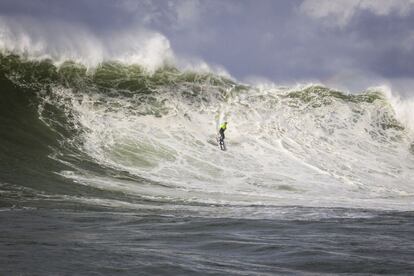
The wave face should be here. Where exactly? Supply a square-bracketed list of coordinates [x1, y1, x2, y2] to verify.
[1, 53, 414, 216]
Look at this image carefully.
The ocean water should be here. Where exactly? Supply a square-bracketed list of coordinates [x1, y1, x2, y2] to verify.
[1, 209, 414, 275]
[1, 53, 414, 275]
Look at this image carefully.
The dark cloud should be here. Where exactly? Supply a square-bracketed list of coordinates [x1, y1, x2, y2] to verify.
[344, 11, 414, 78]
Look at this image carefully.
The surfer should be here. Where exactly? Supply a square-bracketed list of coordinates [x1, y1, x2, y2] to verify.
[219, 122, 228, 141]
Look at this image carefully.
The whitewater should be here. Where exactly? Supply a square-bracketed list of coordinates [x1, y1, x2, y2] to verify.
[2, 53, 413, 213]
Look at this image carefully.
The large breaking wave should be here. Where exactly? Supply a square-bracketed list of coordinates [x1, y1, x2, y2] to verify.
[1, 52, 414, 216]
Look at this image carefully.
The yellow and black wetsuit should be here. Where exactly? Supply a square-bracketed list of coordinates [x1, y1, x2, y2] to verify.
[219, 123, 227, 141]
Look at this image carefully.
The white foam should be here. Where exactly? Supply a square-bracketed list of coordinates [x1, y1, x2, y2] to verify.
[43, 82, 414, 212]
[379, 85, 414, 134]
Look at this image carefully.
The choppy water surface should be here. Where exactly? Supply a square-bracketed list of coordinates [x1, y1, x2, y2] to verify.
[1, 209, 414, 275]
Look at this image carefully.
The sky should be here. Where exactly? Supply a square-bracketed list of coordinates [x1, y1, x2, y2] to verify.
[1, 0, 414, 94]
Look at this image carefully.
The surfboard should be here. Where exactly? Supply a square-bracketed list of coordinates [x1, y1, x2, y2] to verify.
[207, 134, 226, 151]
